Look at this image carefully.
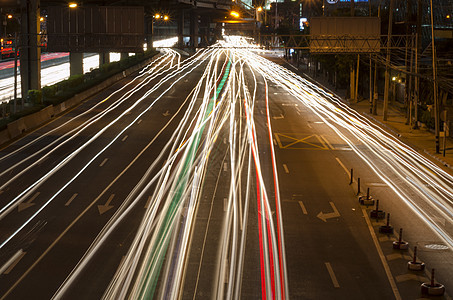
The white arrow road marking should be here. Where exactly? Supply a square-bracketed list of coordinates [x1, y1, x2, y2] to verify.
[317, 202, 340, 222]
[98, 194, 115, 215]
[18, 192, 40, 212]
[163, 110, 171, 116]
[272, 114, 284, 120]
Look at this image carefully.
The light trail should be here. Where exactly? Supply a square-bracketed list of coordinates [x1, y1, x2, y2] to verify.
[230, 38, 453, 252]
[6, 34, 451, 300]
[0, 53, 120, 100]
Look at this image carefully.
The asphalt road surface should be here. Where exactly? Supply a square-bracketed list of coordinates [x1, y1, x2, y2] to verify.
[0, 38, 451, 299]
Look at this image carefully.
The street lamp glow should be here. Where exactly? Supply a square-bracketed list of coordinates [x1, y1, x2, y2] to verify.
[163, 15, 169, 21]
[69, 3, 78, 8]
[40, 17, 44, 21]
[257, 7, 263, 12]
[230, 11, 240, 18]
[7, 14, 13, 19]
[155, 14, 161, 19]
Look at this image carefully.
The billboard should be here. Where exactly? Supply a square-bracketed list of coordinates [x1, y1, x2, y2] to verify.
[310, 17, 380, 53]
[47, 6, 144, 53]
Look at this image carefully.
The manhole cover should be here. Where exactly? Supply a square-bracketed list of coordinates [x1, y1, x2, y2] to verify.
[425, 244, 449, 250]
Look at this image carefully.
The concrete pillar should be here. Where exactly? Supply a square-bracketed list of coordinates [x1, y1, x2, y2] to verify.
[190, 10, 198, 48]
[178, 10, 184, 47]
[69, 52, 83, 76]
[99, 52, 109, 66]
[120, 52, 129, 60]
[145, 16, 153, 49]
[20, 0, 41, 100]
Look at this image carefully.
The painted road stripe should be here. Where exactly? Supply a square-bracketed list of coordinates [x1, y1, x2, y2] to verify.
[283, 164, 289, 174]
[367, 182, 388, 187]
[395, 274, 426, 283]
[298, 201, 307, 215]
[224, 198, 228, 212]
[65, 193, 78, 207]
[99, 158, 109, 167]
[335, 157, 353, 182]
[320, 135, 334, 150]
[1, 250, 26, 275]
[144, 196, 152, 209]
[137, 119, 142, 124]
[307, 122, 312, 129]
[386, 253, 411, 261]
[273, 138, 277, 146]
[122, 135, 128, 142]
[379, 236, 391, 242]
[325, 262, 340, 288]
[362, 208, 402, 300]
[223, 162, 228, 172]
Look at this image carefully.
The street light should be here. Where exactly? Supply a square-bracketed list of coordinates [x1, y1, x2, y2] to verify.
[150, 13, 170, 48]
[69, 3, 78, 8]
[230, 11, 240, 18]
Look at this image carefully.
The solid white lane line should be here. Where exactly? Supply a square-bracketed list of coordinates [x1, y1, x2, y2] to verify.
[122, 135, 128, 142]
[283, 164, 289, 174]
[65, 193, 78, 207]
[335, 157, 352, 182]
[298, 201, 307, 215]
[325, 262, 340, 288]
[99, 158, 109, 167]
[362, 208, 402, 300]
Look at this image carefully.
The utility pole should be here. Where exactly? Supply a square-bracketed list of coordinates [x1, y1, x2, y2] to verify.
[407, 34, 414, 127]
[413, 0, 421, 129]
[372, 3, 381, 115]
[430, 0, 439, 153]
[383, 0, 394, 121]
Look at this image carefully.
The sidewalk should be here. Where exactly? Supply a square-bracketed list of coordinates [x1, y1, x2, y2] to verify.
[299, 67, 453, 175]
